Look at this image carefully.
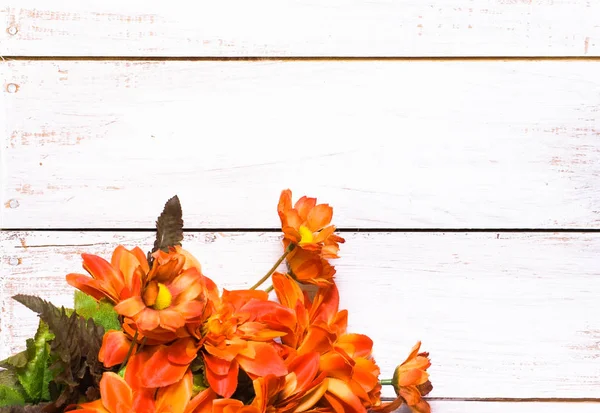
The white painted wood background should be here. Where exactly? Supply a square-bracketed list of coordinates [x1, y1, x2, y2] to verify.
[1, 1, 599, 412]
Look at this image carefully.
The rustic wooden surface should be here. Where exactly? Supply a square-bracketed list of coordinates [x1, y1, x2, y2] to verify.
[2, 231, 600, 398]
[0, 0, 598, 57]
[2, 60, 600, 229]
[1, 0, 599, 411]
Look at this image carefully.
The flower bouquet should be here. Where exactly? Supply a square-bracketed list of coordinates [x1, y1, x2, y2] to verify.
[0, 190, 432, 413]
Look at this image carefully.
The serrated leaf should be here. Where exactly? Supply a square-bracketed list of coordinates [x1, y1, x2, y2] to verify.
[0, 385, 26, 407]
[11, 295, 107, 410]
[153, 195, 184, 253]
[15, 321, 54, 402]
[73, 291, 121, 332]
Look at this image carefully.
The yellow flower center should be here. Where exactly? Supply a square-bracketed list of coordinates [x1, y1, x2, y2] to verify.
[298, 225, 314, 244]
[153, 283, 172, 310]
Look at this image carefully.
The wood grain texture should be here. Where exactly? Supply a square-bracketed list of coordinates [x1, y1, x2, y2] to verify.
[1, 60, 599, 229]
[0, 0, 598, 57]
[405, 401, 600, 413]
[2, 231, 599, 398]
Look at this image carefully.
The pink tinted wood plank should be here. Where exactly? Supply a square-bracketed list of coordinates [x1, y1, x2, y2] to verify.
[1, 60, 600, 229]
[0, 0, 598, 56]
[2, 231, 600, 398]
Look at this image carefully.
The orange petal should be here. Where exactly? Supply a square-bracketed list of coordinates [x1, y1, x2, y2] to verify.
[141, 346, 190, 388]
[306, 204, 333, 231]
[176, 246, 203, 271]
[237, 342, 287, 377]
[297, 326, 335, 355]
[114, 296, 146, 318]
[111, 246, 144, 295]
[310, 283, 340, 325]
[409, 398, 431, 413]
[319, 352, 352, 381]
[325, 378, 365, 413]
[125, 348, 155, 391]
[293, 378, 329, 412]
[155, 370, 193, 413]
[204, 353, 233, 375]
[159, 309, 186, 331]
[294, 195, 317, 221]
[132, 388, 156, 413]
[205, 358, 239, 398]
[135, 308, 161, 331]
[169, 268, 202, 297]
[313, 225, 336, 244]
[184, 388, 218, 413]
[396, 368, 430, 387]
[287, 352, 320, 394]
[98, 330, 133, 368]
[272, 272, 303, 309]
[277, 189, 293, 216]
[82, 253, 124, 297]
[335, 333, 373, 358]
[173, 300, 206, 320]
[66, 273, 115, 302]
[99, 372, 132, 412]
[399, 386, 423, 406]
[167, 338, 198, 365]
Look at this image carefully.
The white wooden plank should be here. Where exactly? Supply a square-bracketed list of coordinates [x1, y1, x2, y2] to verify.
[2, 231, 599, 398]
[404, 401, 600, 413]
[1, 60, 599, 229]
[0, 0, 598, 57]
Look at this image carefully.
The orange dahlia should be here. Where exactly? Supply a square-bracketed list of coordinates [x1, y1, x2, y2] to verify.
[193, 289, 294, 398]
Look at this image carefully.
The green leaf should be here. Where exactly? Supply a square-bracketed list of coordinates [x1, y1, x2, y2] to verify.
[15, 321, 54, 402]
[73, 290, 121, 332]
[153, 195, 184, 253]
[12, 294, 108, 410]
[0, 385, 26, 407]
[0, 351, 28, 369]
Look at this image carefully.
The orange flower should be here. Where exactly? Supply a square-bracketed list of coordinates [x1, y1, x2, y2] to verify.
[272, 273, 382, 412]
[117, 247, 214, 343]
[372, 342, 432, 413]
[195, 289, 294, 398]
[285, 245, 337, 286]
[66, 245, 149, 304]
[68, 245, 215, 344]
[278, 189, 345, 255]
[74, 368, 196, 413]
[184, 387, 260, 413]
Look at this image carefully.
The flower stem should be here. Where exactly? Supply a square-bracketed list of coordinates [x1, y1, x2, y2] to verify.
[379, 379, 393, 386]
[120, 330, 138, 371]
[264, 285, 274, 293]
[250, 244, 295, 290]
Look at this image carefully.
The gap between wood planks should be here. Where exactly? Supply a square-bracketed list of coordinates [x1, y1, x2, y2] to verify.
[3, 228, 600, 233]
[402, 397, 600, 403]
[1, 56, 600, 62]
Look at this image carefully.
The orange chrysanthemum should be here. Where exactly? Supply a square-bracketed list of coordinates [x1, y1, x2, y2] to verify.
[193, 289, 295, 398]
[66, 245, 149, 305]
[114, 247, 215, 343]
[278, 189, 344, 253]
[277, 190, 345, 285]
[68, 245, 216, 346]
